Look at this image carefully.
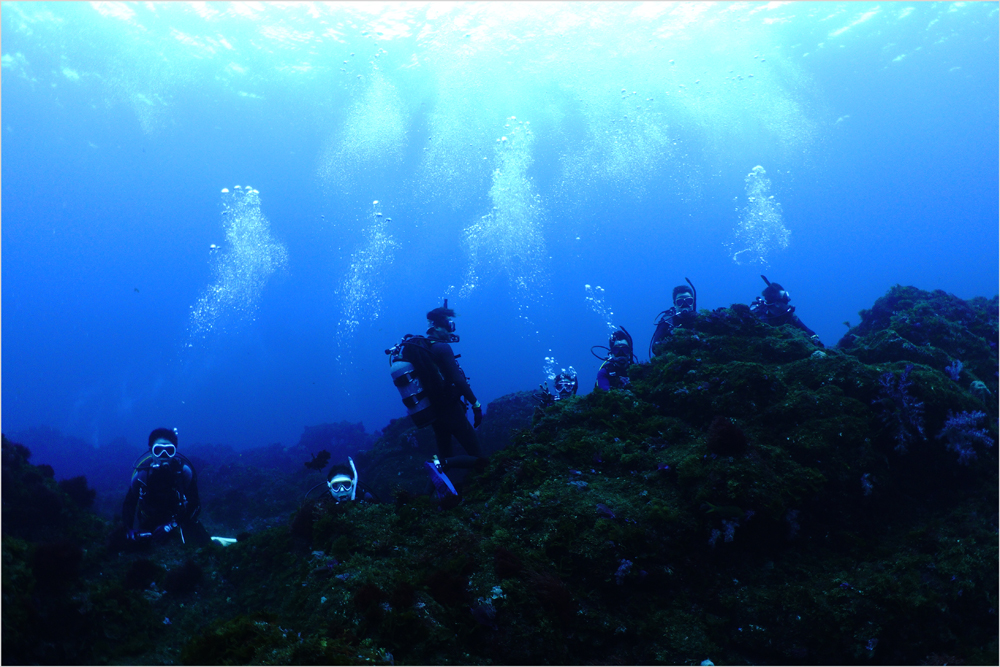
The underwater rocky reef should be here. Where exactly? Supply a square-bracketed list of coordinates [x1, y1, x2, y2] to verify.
[2, 285, 996, 665]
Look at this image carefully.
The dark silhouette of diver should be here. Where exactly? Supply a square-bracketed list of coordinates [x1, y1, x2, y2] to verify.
[391, 301, 486, 505]
[750, 275, 823, 347]
[594, 327, 637, 391]
[650, 278, 699, 360]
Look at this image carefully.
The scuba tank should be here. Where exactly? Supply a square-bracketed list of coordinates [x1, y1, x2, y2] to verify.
[385, 299, 458, 428]
[386, 334, 436, 428]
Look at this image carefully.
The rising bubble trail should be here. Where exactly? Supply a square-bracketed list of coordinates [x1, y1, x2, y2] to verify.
[460, 119, 546, 316]
[188, 186, 288, 343]
[585, 284, 617, 333]
[729, 166, 789, 266]
[337, 200, 399, 353]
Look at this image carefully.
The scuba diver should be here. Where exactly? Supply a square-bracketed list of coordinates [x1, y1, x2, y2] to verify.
[386, 300, 486, 506]
[298, 456, 378, 509]
[291, 456, 380, 545]
[323, 457, 379, 504]
[538, 368, 580, 407]
[537, 368, 580, 407]
[117, 428, 211, 549]
[750, 275, 824, 347]
[650, 278, 699, 360]
[594, 327, 637, 391]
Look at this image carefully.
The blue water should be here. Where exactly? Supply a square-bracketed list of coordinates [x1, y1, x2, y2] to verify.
[3, 2, 997, 454]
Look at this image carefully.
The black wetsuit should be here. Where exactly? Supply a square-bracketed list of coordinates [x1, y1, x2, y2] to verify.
[650, 307, 697, 359]
[428, 340, 483, 469]
[121, 454, 209, 544]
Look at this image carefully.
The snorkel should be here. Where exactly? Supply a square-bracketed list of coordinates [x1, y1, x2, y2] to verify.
[686, 277, 697, 311]
[327, 456, 358, 502]
[348, 456, 358, 501]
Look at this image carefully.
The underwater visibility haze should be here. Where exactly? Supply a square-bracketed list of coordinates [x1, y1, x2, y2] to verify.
[2, 1, 997, 449]
[2, 3, 1000, 666]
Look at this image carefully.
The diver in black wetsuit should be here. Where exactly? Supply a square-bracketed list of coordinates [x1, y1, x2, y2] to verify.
[594, 327, 636, 391]
[650, 278, 699, 360]
[415, 305, 487, 502]
[115, 428, 211, 549]
[750, 275, 824, 347]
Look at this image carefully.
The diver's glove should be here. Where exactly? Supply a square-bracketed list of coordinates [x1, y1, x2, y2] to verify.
[472, 401, 483, 429]
[152, 521, 179, 541]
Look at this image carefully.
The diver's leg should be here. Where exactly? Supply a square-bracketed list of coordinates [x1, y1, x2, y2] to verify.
[430, 415, 455, 459]
[442, 402, 484, 470]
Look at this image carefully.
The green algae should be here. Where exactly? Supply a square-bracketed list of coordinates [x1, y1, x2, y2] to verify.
[2, 285, 996, 665]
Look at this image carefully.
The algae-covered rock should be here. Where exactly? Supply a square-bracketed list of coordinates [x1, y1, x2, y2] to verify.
[839, 285, 998, 397]
[2, 285, 996, 665]
[477, 389, 537, 456]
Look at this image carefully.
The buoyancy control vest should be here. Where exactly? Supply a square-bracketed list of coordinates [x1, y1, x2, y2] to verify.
[130, 452, 193, 524]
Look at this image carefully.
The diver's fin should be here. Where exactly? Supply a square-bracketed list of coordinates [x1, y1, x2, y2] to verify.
[424, 461, 458, 500]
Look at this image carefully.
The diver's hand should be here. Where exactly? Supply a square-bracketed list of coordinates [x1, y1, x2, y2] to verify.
[152, 521, 178, 541]
[472, 404, 483, 429]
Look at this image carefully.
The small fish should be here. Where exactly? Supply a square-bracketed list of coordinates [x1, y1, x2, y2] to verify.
[134, 287, 140, 293]
[596, 503, 616, 519]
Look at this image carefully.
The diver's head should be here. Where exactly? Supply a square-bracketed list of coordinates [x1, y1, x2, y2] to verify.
[148, 427, 178, 460]
[610, 338, 632, 367]
[608, 329, 632, 360]
[762, 283, 791, 316]
[327, 457, 358, 503]
[426, 306, 456, 341]
[672, 285, 695, 314]
[554, 370, 579, 398]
